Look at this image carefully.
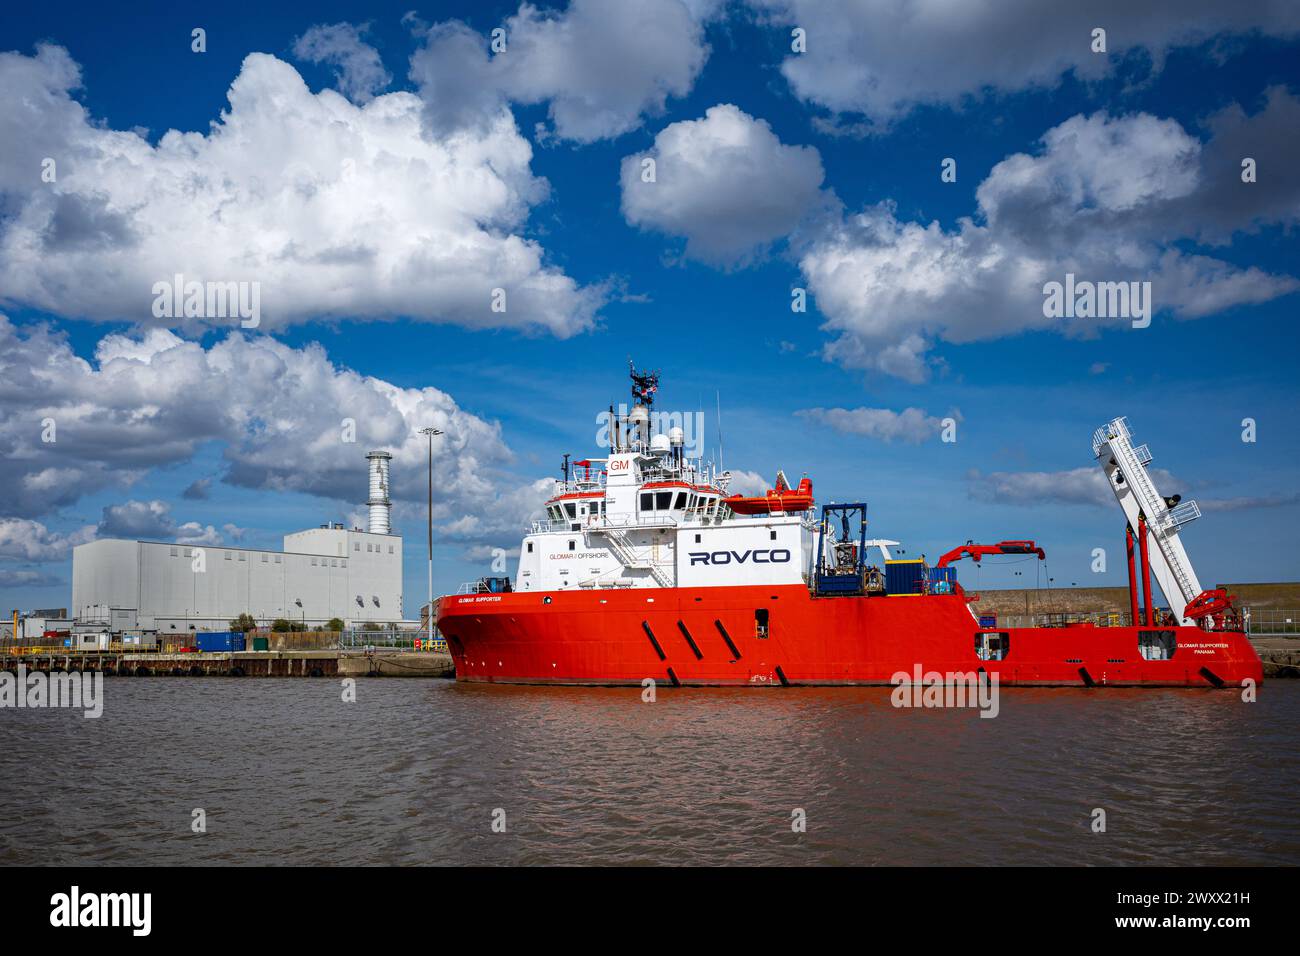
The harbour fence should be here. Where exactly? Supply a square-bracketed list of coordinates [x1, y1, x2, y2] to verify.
[339, 629, 447, 653]
[1244, 609, 1300, 636]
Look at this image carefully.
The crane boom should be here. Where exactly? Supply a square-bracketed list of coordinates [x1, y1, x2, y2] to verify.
[1092, 417, 1204, 624]
[936, 540, 1045, 568]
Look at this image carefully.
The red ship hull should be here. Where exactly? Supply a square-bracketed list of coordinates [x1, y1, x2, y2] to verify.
[437, 584, 1262, 688]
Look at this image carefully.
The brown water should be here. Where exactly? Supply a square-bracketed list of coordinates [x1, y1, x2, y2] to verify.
[1, 678, 1297, 865]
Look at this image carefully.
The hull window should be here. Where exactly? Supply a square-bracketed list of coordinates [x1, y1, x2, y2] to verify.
[976, 632, 1009, 661]
[1139, 630, 1177, 660]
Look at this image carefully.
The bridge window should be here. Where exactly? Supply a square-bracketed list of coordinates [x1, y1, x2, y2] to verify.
[640, 492, 653, 511]
[1138, 630, 1176, 661]
[975, 632, 1009, 661]
[564, 502, 576, 519]
[526, 542, 533, 553]
[656, 491, 672, 510]
[674, 492, 686, 509]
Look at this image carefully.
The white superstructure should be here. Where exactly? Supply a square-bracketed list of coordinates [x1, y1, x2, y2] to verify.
[511, 370, 815, 593]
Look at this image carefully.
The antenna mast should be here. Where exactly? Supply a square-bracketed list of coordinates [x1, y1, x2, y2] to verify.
[716, 390, 724, 472]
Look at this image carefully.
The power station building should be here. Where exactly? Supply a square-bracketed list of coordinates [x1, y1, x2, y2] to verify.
[70, 451, 405, 633]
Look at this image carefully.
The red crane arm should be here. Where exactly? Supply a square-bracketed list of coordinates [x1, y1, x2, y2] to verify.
[936, 540, 1046, 568]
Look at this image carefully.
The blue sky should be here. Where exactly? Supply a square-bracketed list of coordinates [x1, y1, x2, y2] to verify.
[2, 0, 1298, 616]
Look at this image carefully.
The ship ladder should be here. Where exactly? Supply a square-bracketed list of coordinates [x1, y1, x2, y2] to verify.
[601, 527, 673, 588]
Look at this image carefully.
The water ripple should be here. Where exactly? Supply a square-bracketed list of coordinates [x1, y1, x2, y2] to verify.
[0, 679, 1296, 865]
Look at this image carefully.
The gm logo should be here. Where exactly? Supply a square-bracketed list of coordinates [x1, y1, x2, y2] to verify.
[689, 549, 791, 566]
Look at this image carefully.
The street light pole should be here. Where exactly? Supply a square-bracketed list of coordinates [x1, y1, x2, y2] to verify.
[419, 427, 444, 649]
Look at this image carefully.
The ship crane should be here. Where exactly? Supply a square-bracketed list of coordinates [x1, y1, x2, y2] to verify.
[1092, 416, 1229, 627]
[936, 540, 1045, 568]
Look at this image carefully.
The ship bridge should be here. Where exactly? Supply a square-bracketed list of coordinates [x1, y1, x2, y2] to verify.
[517, 365, 812, 591]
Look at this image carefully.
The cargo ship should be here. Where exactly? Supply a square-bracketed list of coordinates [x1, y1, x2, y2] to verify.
[437, 366, 1262, 688]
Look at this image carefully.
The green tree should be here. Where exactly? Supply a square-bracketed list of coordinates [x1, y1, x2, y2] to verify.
[230, 613, 257, 633]
[271, 618, 293, 633]
[326, 618, 345, 633]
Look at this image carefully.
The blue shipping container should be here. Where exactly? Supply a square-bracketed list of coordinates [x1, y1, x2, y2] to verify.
[885, 561, 927, 595]
[196, 631, 246, 652]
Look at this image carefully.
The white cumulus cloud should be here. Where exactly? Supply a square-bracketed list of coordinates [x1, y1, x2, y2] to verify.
[749, 0, 1300, 130]
[292, 22, 392, 103]
[968, 466, 1182, 508]
[0, 318, 528, 543]
[620, 104, 832, 265]
[725, 469, 771, 497]
[96, 499, 224, 545]
[0, 44, 601, 335]
[409, 0, 711, 144]
[799, 105, 1300, 381]
[796, 406, 950, 443]
[0, 517, 95, 561]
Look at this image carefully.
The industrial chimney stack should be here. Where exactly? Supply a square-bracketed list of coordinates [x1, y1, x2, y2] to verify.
[366, 450, 392, 535]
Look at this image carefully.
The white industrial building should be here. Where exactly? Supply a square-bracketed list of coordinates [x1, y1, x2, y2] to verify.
[70, 451, 405, 634]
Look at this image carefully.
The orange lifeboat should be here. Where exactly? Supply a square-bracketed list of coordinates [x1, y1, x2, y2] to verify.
[724, 472, 813, 514]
